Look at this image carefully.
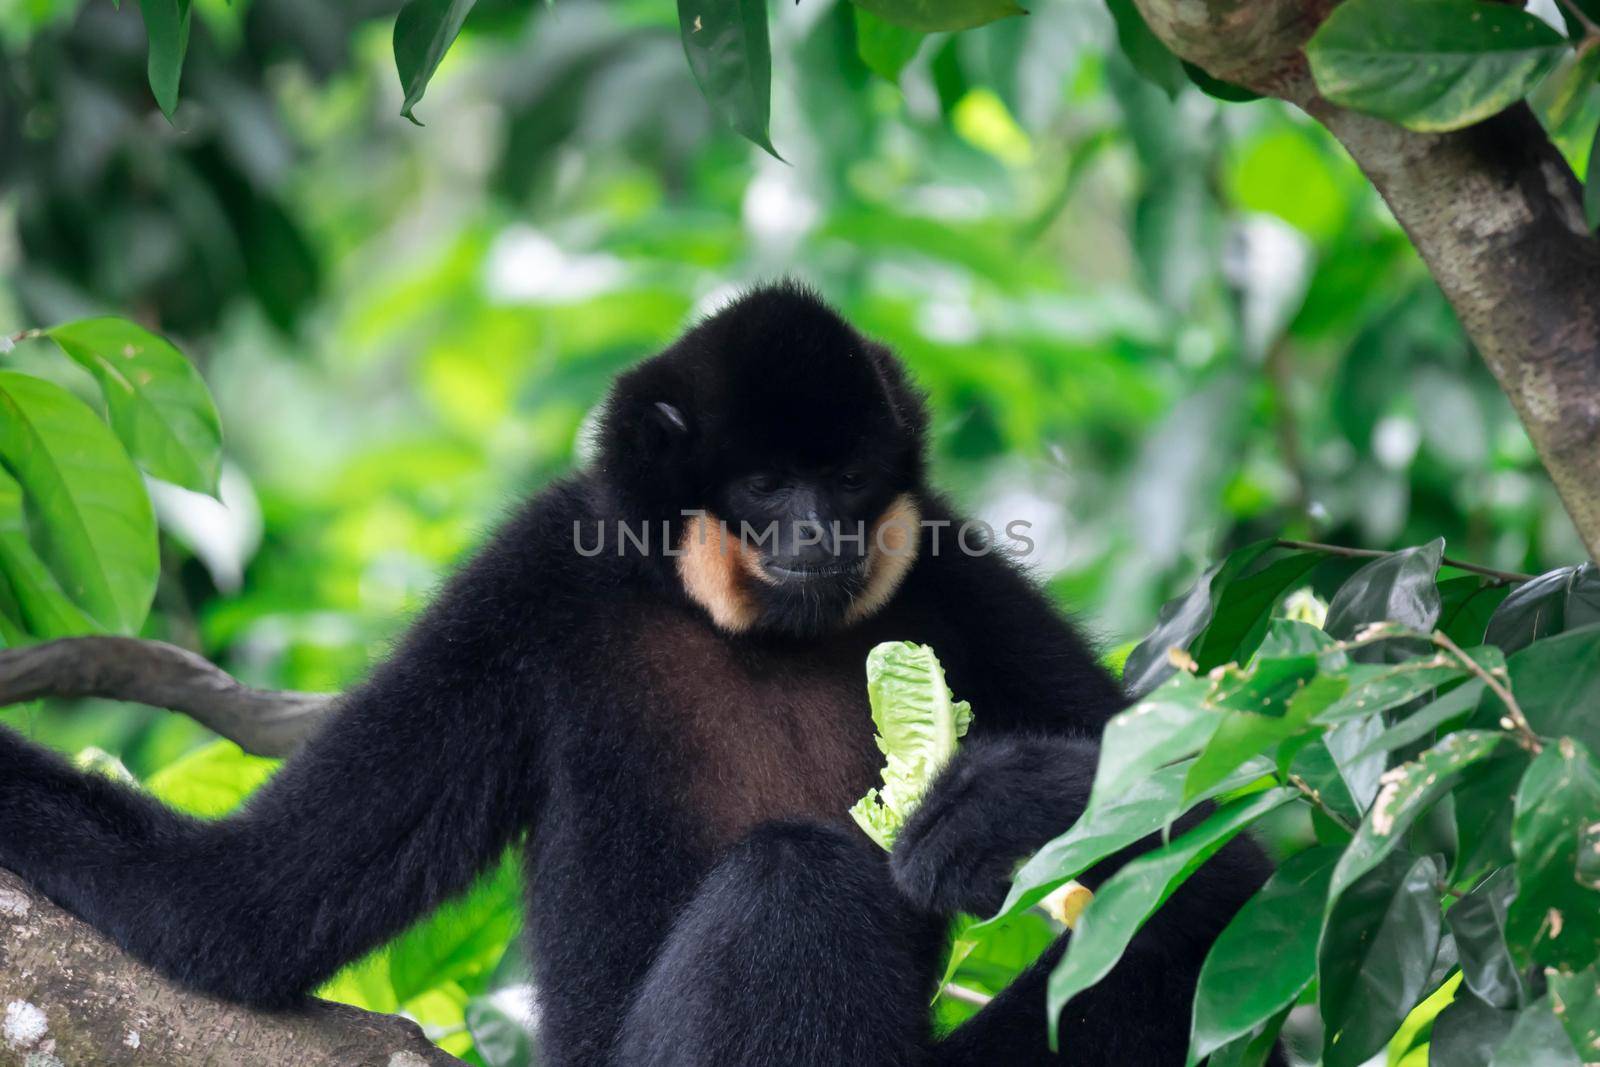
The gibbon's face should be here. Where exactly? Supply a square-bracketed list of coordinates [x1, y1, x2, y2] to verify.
[603, 285, 928, 638]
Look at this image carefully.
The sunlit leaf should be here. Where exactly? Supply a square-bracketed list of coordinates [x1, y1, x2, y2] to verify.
[0, 372, 158, 634]
[47, 317, 223, 495]
[853, 7, 922, 82]
[0, 466, 97, 639]
[1187, 846, 1339, 1064]
[390, 854, 521, 1002]
[145, 740, 279, 815]
[1307, 0, 1567, 132]
[679, 0, 779, 157]
[393, 0, 478, 124]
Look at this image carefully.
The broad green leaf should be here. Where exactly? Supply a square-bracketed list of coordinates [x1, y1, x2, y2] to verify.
[0, 372, 158, 634]
[1486, 565, 1600, 653]
[146, 740, 280, 815]
[1255, 618, 1342, 660]
[138, 0, 191, 118]
[1314, 647, 1495, 725]
[1123, 540, 1273, 699]
[849, 642, 972, 850]
[1306, 0, 1567, 133]
[390, 854, 521, 1002]
[1323, 539, 1444, 653]
[393, 0, 478, 124]
[0, 466, 98, 639]
[1204, 1011, 1286, 1067]
[850, 0, 1025, 33]
[1433, 989, 1519, 1067]
[853, 8, 922, 82]
[1506, 738, 1600, 971]
[1185, 673, 1344, 804]
[1187, 846, 1340, 1064]
[1546, 964, 1599, 1062]
[1105, 0, 1184, 98]
[1319, 852, 1444, 1067]
[1192, 552, 1325, 671]
[1487, 998, 1584, 1067]
[1500, 625, 1600, 754]
[1289, 737, 1365, 827]
[1046, 788, 1296, 1047]
[1088, 671, 1225, 811]
[679, 0, 779, 157]
[1448, 867, 1525, 1010]
[47, 318, 223, 495]
[1329, 730, 1504, 905]
[1454, 749, 1530, 882]
[1355, 679, 1486, 761]
[1438, 575, 1510, 647]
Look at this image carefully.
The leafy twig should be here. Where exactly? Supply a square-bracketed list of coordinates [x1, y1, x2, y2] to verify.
[1288, 773, 1357, 834]
[1273, 539, 1535, 585]
[1428, 629, 1542, 754]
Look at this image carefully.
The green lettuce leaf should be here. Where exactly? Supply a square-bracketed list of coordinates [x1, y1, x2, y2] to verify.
[850, 641, 974, 850]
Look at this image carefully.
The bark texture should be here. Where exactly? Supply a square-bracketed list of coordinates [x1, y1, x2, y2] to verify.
[1134, 0, 1600, 563]
[0, 870, 463, 1067]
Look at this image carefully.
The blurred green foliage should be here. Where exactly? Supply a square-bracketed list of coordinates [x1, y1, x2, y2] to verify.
[3, 0, 1600, 1062]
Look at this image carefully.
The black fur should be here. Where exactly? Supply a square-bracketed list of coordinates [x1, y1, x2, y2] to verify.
[0, 283, 1276, 1065]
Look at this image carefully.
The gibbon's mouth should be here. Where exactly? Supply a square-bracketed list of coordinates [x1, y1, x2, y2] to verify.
[761, 557, 868, 584]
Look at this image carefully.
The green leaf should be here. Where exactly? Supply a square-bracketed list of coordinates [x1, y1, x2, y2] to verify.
[390, 854, 521, 1002]
[1448, 867, 1525, 1010]
[46, 318, 223, 495]
[1203, 1011, 1286, 1067]
[1087, 672, 1225, 811]
[0, 372, 159, 634]
[1187, 846, 1340, 1064]
[1587, 122, 1600, 232]
[138, 0, 191, 119]
[849, 0, 1025, 33]
[848, 642, 972, 850]
[1184, 673, 1344, 804]
[1506, 738, 1600, 971]
[679, 0, 779, 157]
[393, 0, 478, 125]
[1328, 730, 1503, 905]
[1191, 551, 1325, 671]
[1547, 964, 1600, 1062]
[1045, 788, 1297, 1047]
[1500, 625, 1600, 755]
[1183, 62, 1262, 103]
[1487, 997, 1585, 1066]
[0, 466, 98, 639]
[1439, 575, 1511, 647]
[1354, 678, 1486, 761]
[1123, 540, 1276, 699]
[1323, 538, 1444, 648]
[1318, 852, 1444, 1067]
[853, 7, 922, 82]
[145, 740, 279, 815]
[1314, 648, 1492, 725]
[1485, 565, 1600, 653]
[1454, 749, 1531, 882]
[1433, 989, 1519, 1067]
[1105, 0, 1185, 98]
[1306, 0, 1567, 133]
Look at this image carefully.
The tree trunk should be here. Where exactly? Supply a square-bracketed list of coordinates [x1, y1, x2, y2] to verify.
[1134, 0, 1600, 563]
[0, 870, 465, 1067]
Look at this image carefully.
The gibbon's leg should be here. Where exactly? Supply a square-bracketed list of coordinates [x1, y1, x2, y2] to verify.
[614, 821, 944, 1067]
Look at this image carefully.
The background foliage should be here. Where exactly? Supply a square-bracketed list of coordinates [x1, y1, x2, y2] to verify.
[2, 0, 1599, 1062]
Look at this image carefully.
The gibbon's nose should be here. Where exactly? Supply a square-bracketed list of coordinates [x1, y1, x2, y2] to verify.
[788, 518, 835, 565]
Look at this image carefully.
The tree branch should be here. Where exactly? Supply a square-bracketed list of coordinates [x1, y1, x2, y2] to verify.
[1135, 0, 1600, 565]
[0, 869, 465, 1066]
[0, 637, 336, 757]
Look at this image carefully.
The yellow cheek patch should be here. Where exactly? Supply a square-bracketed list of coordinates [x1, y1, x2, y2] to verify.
[846, 494, 921, 625]
[677, 513, 767, 634]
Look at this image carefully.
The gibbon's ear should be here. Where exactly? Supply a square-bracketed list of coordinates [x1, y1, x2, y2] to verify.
[654, 401, 690, 437]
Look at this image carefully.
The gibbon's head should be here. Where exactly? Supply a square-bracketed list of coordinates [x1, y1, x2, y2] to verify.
[599, 282, 929, 636]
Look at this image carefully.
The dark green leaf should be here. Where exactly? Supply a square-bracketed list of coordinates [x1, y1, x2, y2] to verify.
[1323, 538, 1444, 649]
[47, 318, 223, 495]
[1485, 565, 1600, 653]
[850, 0, 1026, 34]
[1185, 673, 1343, 804]
[0, 372, 158, 635]
[1439, 575, 1511, 647]
[1088, 672, 1225, 810]
[138, 0, 191, 119]
[1046, 788, 1297, 1048]
[1123, 540, 1274, 699]
[1502, 625, 1600, 754]
[853, 7, 923, 82]
[1587, 121, 1600, 231]
[679, 0, 780, 156]
[1306, 0, 1567, 133]
[1318, 852, 1444, 1067]
[393, 0, 478, 125]
[1183, 62, 1262, 102]
[1105, 0, 1185, 98]
[1354, 678, 1486, 761]
[1546, 964, 1600, 1062]
[1507, 738, 1600, 971]
[1454, 749, 1531, 882]
[1449, 867, 1525, 1010]
[1191, 551, 1325, 671]
[1433, 989, 1519, 1067]
[1488, 998, 1584, 1066]
[1187, 846, 1340, 1064]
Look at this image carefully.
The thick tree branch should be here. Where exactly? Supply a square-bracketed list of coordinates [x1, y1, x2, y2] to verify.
[1135, 0, 1600, 564]
[0, 637, 335, 757]
[0, 870, 464, 1066]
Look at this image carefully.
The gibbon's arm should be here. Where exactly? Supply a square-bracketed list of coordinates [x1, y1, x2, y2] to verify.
[0, 542, 547, 1007]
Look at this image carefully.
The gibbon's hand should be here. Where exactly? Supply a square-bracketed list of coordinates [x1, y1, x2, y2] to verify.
[888, 734, 1097, 917]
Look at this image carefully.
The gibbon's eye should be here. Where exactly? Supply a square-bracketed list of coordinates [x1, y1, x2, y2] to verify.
[839, 469, 866, 491]
[748, 473, 781, 495]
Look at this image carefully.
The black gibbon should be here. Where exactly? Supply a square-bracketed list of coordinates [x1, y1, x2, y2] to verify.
[0, 284, 1277, 1066]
